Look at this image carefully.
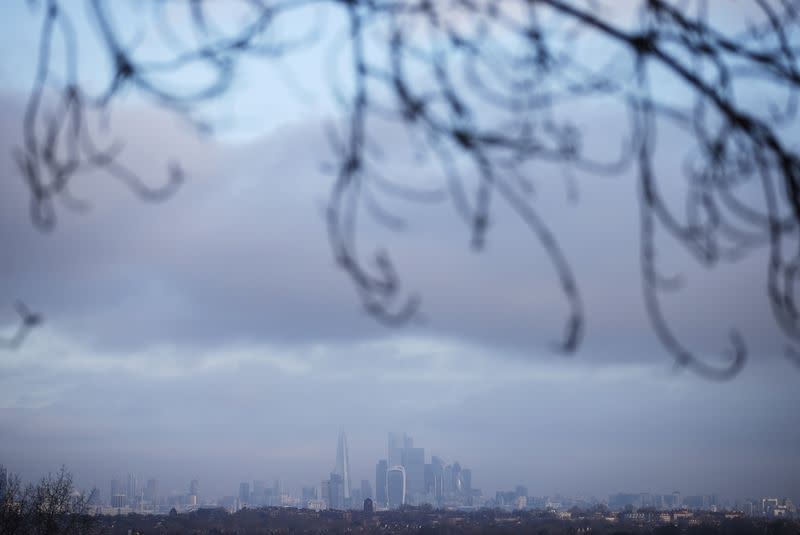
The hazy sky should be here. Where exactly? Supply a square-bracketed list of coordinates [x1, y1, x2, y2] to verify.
[0, 1, 798, 503]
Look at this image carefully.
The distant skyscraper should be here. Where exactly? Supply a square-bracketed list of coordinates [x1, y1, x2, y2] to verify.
[334, 431, 352, 500]
[273, 479, 282, 505]
[375, 460, 388, 506]
[451, 462, 462, 494]
[430, 456, 444, 503]
[462, 469, 473, 495]
[126, 473, 137, 505]
[388, 432, 412, 467]
[387, 466, 406, 509]
[443, 464, 453, 494]
[402, 447, 425, 500]
[239, 482, 250, 505]
[110, 480, 121, 502]
[188, 479, 199, 505]
[0, 466, 7, 497]
[321, 478, 330, 504]
[364, 498, 374, 514]
[253, 480, 266, 506]
[110, 479, 126, 508]
[387, 432, 424, 503]
[327, 473, 345, 509]
[145, 479, 158, 504]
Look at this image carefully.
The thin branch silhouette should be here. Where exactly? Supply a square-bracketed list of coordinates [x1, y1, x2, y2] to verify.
[0, 302, 42, 350]
[9, 0, 800, 379]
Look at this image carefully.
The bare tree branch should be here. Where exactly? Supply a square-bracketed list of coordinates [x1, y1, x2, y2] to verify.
[9, 0, 800, 378]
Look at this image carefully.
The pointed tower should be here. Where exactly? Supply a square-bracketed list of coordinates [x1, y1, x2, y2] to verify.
[334, 431, 352, 499]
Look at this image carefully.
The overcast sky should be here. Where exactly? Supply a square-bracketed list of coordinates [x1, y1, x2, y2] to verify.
[0, 1, 798, 503]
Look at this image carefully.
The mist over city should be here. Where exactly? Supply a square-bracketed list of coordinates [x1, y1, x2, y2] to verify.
[1, 1, 799, 534]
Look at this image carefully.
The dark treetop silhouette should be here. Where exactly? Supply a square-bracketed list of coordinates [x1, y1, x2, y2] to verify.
[0, 465, 97, 535]
[8, 0, 800, 379]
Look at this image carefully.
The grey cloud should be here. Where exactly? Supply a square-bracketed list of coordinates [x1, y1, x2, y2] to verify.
[0, 89, 797, 506]
[1, 339, 797, 500]
[0, 90, 788, 368]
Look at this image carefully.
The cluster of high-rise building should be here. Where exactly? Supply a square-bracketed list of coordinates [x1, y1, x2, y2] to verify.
[315, 431, 479, 511]
[608, 491, 690, 511]
[739, 497, 797, 518]
[374, 432, 479, 510]
[108, 473, 153, 509]
[604, 492, 797, 517]
[235, 479, 292, 509]
[13, 431, 795, 520]
[105, 473, 198, 514]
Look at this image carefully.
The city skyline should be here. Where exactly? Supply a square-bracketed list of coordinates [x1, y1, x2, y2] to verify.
[2, 429, 795, 509]
[0, 0, 798, 520]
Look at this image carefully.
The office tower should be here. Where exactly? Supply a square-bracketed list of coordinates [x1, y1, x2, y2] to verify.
[462, 469, 473, 495]
[273, 479, 282, 505]
[0, 466, 7, 496]
[302, 486, 317, 501]
[253, 480, 266, 506]
[387, 466, 406, 509]
[109, 479, 127, 507]
[321, 479, 330, 503]
[327, 473, 345, 509]
[514, 484, 526, 499]
[388, 433, 403, 467]
[401, 447, 425, 499]
[431, 456, 444, 503]
[424, 464, 433, 494]
[684, 495, 701, 509]
[375, 460, 388, 506]
[239, 482, 250, 505]
[388, 432, 412, 467]
[145, 479, 158, 504]
[451, 462, 462, 494]
[609, 493, 641, 510]
[361, 479, 372, 501]
[763, 497, 780, 516]
[364, 498, 374, 514]
[334, 431, 352, 500]
[126, 473, 137, 506]
[387, 432, 424, 502]
[443, 464, 453, 495]
[187, 479, 198, 506]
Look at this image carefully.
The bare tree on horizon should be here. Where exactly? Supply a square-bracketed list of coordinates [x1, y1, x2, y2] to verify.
[0, 464, 97, 535]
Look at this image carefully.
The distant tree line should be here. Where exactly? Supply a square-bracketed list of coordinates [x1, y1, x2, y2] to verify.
[75, 503, 800, 535]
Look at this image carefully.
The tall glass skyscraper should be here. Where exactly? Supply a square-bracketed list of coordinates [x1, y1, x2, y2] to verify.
[334, 431, 351, 500]
[387, 432, 423, 502]
[388, 432, 412, 467]
[145, 479, 158, 504]
[375, 459, 388, 506]
[126, 473, 137, 506]
[402, 447, 425, 499]
[239, 482, 250, 505]
[387, 466, 406, 509]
